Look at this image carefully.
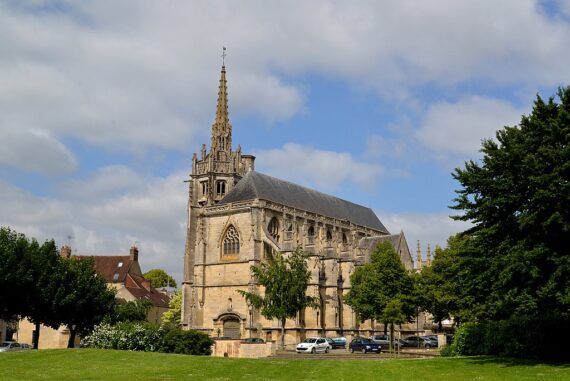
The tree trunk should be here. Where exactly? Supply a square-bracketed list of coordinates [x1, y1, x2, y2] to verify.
[383, 322, 388, 335]
[438, 320, 443, 332]
[280, 318, 286, 350]
[33, 322, 40, 349]
[67, 326, 77, 348]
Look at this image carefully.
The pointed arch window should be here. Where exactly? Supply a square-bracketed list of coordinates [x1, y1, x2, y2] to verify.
[223, 225, 240, 257]
[268, 217, 280, 242]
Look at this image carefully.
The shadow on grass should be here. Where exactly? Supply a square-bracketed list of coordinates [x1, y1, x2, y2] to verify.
[461, 356, 570, 368]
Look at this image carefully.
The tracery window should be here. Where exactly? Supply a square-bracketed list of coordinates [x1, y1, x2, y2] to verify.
[307, 225, 315, 237]
[216, 180, 226, 196]
[268, 217, 280, 241]
[326, 229, 333, 242]
[222, 225, 240, 256]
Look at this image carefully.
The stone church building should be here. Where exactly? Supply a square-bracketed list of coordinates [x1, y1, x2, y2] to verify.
[181, 64, 413, 346]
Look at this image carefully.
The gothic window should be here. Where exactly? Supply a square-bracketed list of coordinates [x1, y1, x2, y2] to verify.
[326, 229, 333, 242]
[200, 181, 209, 197]
[268, 217, 280, 241]
[222, 225, 240, 257]
[307, 225, 315, 237]
[342, 232, 348, 244]
[216, 181, 226, 196]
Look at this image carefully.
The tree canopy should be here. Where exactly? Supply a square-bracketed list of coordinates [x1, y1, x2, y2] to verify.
[143, 268, 177, 288]
[238, 249, 317, 349]
[452, 87, 570, 322]
[344, 241, 414, 325]
[161, 290, 182, 327]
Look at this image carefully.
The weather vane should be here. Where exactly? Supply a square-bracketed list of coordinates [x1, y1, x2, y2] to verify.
[222, 46, 227, 66]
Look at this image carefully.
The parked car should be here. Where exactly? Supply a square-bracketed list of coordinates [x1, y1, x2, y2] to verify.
[330, 337, 347, 349]
[402, 336, 438, 348]
[20, 343, 32, 350]
[242, 337, 265, 344]
[296, 337, 331, 354]
[0, 342, 23, 352]
[349, 337, 382, 354]
[370, 335, 402, 350]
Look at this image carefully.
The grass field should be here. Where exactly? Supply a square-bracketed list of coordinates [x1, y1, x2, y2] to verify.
[1, 349, 568, 381]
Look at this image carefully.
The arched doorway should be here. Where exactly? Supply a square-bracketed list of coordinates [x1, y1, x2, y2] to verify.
[223, 317, 241, 339]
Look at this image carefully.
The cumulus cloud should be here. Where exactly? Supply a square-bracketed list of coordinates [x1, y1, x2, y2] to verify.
[0, 169, 188, 283]
[255, 143, 383, 190]
[415, 96, 525, 163]
[380, 211, 472, 258]
[0, 128, 78, 175]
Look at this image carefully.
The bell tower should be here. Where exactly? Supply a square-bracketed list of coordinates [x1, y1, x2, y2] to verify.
[181, 60, 255, 328]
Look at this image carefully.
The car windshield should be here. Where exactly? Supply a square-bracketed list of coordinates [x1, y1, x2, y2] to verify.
[303, 338, 317, 343]
[361, 338, 373, 343]
[0, 342, 10, 347]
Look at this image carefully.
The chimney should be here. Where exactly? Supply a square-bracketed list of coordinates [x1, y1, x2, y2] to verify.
[60, 245, 71, 259]
[142, 278, 151, 291]
[129, 246, 139, 262]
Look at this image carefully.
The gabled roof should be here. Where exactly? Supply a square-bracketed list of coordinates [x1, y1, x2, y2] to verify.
[125, 274, 170, 308]
[74, 255, 136, 283]
[218, 170, 388, 233]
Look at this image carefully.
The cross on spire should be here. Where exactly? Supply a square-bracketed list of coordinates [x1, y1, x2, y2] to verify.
[221, 46, 227, 66]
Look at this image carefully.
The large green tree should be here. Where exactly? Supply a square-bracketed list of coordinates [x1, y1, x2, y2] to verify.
[452, 87, 570, 322]
[238, 249, 318, 349]
[415, 234, 468, 328]
[143, 268, 177, 288]
[344, 241, 414, 337]
[53, 257, 116, 347]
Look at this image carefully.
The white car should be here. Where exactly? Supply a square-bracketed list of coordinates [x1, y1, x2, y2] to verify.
[0, 342, 23, 352]
[295, 337, 331, 354]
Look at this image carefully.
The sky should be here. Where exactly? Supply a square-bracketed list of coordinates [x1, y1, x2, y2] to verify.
[1, 0, 569, 284]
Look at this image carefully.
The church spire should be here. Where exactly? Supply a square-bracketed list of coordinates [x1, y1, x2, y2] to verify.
[211, 54, 232, 153]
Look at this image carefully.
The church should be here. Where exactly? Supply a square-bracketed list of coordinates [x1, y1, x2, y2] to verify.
[180, 64, 414, 346]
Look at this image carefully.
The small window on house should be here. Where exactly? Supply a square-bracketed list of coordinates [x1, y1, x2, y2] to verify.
[117, 262, 123, 268]
[113, 273, 119, 281]
[223, 225, 240, 257]
[268, 217, 280, 241]
[307, 226, 315, 237]
[216, 181, 226, 196]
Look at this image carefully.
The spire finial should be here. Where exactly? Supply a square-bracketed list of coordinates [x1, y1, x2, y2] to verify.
[221, 46, 227, 67]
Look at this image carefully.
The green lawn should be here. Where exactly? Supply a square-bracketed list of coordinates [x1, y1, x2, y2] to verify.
[1, 349, 568, 381]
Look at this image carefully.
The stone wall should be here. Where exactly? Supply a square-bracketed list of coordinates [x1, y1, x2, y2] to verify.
[211, 339, 276, 358]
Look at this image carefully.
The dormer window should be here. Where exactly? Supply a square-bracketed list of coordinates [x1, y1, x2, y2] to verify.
[117, 262, 123, 268]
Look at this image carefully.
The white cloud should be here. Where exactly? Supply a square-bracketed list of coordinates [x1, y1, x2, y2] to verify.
[1, 0, 569, 161]
[0, 128, 78, 175]
[380, 211, 472, 258]
[0, 169, 188, 283]
[415, 96, 525, 162]
[255, 143, 383, 190]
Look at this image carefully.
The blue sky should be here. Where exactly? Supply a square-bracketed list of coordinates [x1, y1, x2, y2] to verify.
[1, 1, 569, 283]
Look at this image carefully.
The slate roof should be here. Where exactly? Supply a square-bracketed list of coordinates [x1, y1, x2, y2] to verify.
[219, 170, 389, 233]
[358, 234, 402, 251]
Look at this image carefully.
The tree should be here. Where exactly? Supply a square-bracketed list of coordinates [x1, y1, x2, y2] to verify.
[108, 300, 152, 324]
[381, 299, 407, 353]
[238, 249, 318, 349]
[344, 241, 414, 335]
[53, 257, 116, 347]
[0, 227, 35, 320]
[452, 87, 570, 322]
[161, 290, 182, 327]
[415, 234, 467, 329]
[143, 269, 177, 288]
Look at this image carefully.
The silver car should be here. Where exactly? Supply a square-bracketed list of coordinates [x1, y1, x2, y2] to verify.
[0, 341, 23, 352]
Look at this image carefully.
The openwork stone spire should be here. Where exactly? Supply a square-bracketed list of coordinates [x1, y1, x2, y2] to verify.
[211, 65, 232, 153]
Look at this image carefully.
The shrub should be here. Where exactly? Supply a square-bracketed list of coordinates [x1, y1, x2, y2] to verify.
[82, 323, 213, 355]
[158, 328, 214, 355]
